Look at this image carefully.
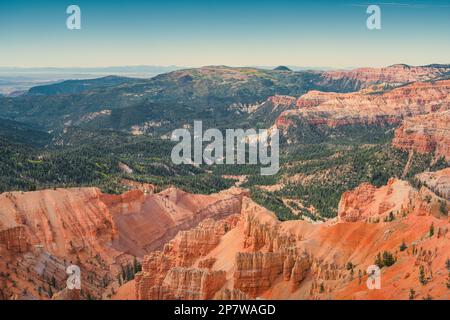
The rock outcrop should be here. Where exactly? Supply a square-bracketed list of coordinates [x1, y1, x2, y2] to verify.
[213, 288, 250, 300]
[234, 252, 284, 296]
[0, 226, 28, 253]
[268, 95, 297, 107]
[392, 110, 450, 161]
[2, 180, 449, 300]
[144, 268, 226, 300]
[167, 217, 240, 268]
[135, 180, 449, 300]
[416, 168, 450, 200]
[277, 80, 450, 129]
[111, 187, 244, 256]
[321, 64, 450, 90]
[289, 253, 311, 291]
[0, 186, 245, 300]
[135, 214, 240, 300]
[338, 179, 416, 222]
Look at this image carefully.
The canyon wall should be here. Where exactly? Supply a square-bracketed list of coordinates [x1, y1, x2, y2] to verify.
[0, 187, 245, 300]
[276, 80, 450, 129]
[416, 168, 450, 200]
[320, 64, 450, 90]
[134, 176, 449, 300]
[392, 110, 450, 161]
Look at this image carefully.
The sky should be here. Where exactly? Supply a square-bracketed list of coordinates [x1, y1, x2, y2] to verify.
[0, 0, 449, 68]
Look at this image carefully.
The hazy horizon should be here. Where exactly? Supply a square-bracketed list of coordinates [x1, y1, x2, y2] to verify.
[1, 0, 449, 68]
[1, 62, 448, 71]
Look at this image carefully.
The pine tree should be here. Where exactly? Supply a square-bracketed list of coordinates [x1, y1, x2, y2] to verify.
[388, 211, 395, 221]
[429, 223, 434, 237]
[375, 253, 383, 268]
[409, 288, 415, 300]
[382, 251, 396, 267]
[133, 257, 142, 274]
[400, 241, 407, 252]
[48, 285, 53, 298]
[419, 265, 427, 285]
[125, 264, 134, 281]
[319, 282, 325, 293]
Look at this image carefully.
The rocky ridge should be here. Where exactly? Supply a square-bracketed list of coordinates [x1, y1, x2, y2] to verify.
[392, 110, 450, 161]
[0, 187, 245, 300]
[276, 80, 450, 129]
[132, 176, 449, 300]
[321, 64, 450, 90]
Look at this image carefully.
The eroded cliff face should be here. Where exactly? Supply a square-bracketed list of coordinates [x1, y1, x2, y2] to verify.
[416, 168, 450, 200]
[133, 178, 449, 300]
[234, 252, 284, 296]
[320, 64, 450, 90]
[135, 214, 240, 300]
[0, 188, 125, 300]
[144, 268, 227, 300]
[276, 80, 450, 129]
[0, 226, 28, 253]
[213, 288, 249, 300]
[0, 187, 245, 300]
[2, 177, 448, 300]
[268, 95, 297, 107]
[110, 187, 245, 256]
[392, 110, 450, 161]
[338, 179, 414, 222]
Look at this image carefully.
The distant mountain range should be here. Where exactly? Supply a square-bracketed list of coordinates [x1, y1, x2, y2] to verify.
[0, 63, 448, 135]
[0, 65, 180, 74]
[0, 66, 181, 96]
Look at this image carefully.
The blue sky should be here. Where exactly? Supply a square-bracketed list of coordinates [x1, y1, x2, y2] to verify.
[0, 0, 449, 68]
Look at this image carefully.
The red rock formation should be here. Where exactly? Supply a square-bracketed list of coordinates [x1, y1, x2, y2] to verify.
[392, 110, 450, 161]
[416, 168, 450, 200]
[3, 181, 447, 300]
[242, 209, 295, 252]
[0, 186, 245, 300]
[274, 116, 294, 128]
[0, 226, 28, 253]
[268, 95, 297, 106]
[167, 217, 239, 267]
[0, 188, 119, 259]
[338, 183, 378, 222]
[289, 253, 311, 291]
[120, 179, 155, 194]
[321, 64, 450, 88]
[295, 90, 334, 108]
[135, 214, 240, 300]
[198, 258, 216, 269]
[277, 80, 450, 129]
[109, 187, 244, 256]
[338, 179, 417, 222]
[214, 288, 250, 300]
[131, 181, 449, 300]
[234, 252, 284, 296]
[146, 268, 226, 300]
[52, 288, 81, 300]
